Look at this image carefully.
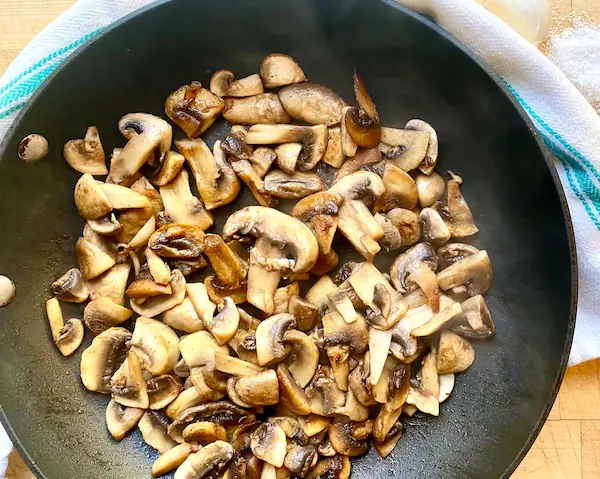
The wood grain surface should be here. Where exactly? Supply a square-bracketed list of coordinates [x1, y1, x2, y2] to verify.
[1, 1, 599, 478]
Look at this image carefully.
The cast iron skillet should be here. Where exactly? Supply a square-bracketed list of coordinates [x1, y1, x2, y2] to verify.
[0, 0, 576, 477]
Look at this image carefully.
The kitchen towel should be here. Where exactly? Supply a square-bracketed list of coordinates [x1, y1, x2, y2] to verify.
[1, 0, 599, 475]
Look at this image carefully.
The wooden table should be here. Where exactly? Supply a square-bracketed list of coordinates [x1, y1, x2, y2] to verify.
[1, 1, 599, 478]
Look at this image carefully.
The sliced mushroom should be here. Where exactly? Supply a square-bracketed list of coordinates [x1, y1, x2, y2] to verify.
[183, 421, 228, 444]
[223, 93, 291, 125]
[333, 389, 370, 422]
[323, 126, 345, 168]
[174, 440, 234, 479]
[340, 107, 359, 158]
[80, 327, 131, 393]
[203, 234, 247, 289]
[139, 411, 178, 454]
[374, 420, 403, 458]
[420, 207, 451, 245]
[165, 81, 224, 138]
[437, 250, 492, 297]
[223, 207, 319, 314]
[186, 283, 217, 327]
[159, 169, 214, 230]
[293, 191, 343, 256]
[405, 119, 438, 175]
[204, 297, 240, 345]
[443, 177, 479, 237]
[251, 423, 287, 467]
[346, 262, 396, 314]
[148, 224, 205, 259]
[260, 54, 306, 88]
[106, 398, 144, 441]
[390, 242, 438, 293]
[204, 275, 247, 305]
[439, 373, 455, 403]
[165, 383, 224, 420]
[115, 177, 163, 243]
[379, 127, 429, 172]
[127, 278, 172, 300]
[305, 275, 336, 314]
[367, 327, 392, 386]
[284, 444, 317, 478]
[279, 83, 345, 126]
[273, 143, 301, 175]
[210, 70, 264, 97]
[154, 151, 185, 186]
[348, 364, 376, 407]
[306, 456, 351, 479]
[374, 213, 402, 251]
[64, 126, 107, 175]
[415, 172, 445, 207]
[214, 351, 264, 376]
[129, 317, 180, 376]
[343, 73, 380, 148]
[250, 147, 277, 178]
[406, 350, 439, 416]
[284, 329, 319, 388]
[328, 420, 371, 457]
[99, 183, 153, 210]
[179, 330, 228, 369]
[231, 157, 277, 207]
[130, 269, 186, 317]
[153, 443, 199, 477]
[334, 147, 381, 183]
[329, 171, 385, 260]
[51, 268, 89, 303]
[287, 295, 319, 332]
[373, 402, 402, 444]
[146, 374, 182, 410]
[230, 369, 280, 406]
[437, 330, 475, 374]
[83, 297, 132, 334]
[45, 298, 85, 356]
[277, 363, 311, 415]
[437, 243, 479, 270]
[87, 263, 131, 305]
[273, 282, 300, 314]
[162, 298, 203, 333]
[452, 294, 495, 338]
[255, 314, 295, 366]
[374, 162, 418, 212]
[110, 350, 149, 409]
[87, 213, 122, 237]
[18, 134, 48, 163]
[75, 237, 117, 281]
[411, 301, 462, 337]
[322, 311, 369, 357]
[386, 208, 421, 246]
[171, 256, 208, 276]
[106, 113, 172, 185]
[74, 174, 113, 220]
[263, 170, 323, 199]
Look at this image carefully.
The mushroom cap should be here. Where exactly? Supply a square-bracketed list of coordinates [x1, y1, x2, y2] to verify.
[206, 297, 240, 345]
[179, 330, 227, 368]
[63, 126, 107, 175]
[74, 174, 113, 220]
[279, 83, 345, 126]
[80, 327, 132, 393]
[139, 411, 178, 454]
[264, 170, 324, 199]
[148, 224, 206, 259]
[415, 171, 445, 207]
[284, 329, 319, 388]
[255, 313, 296, 366]
[328, 420, 371, 457]
[386, 208, 421, 247]
[130, 317, 180, 376]
[182, 421, 228, 444]
[436, 250, 492, 296]
[51, 268, 89, 303]
[306, 456, 351, 479]
[405, 119, 438, 175]
[222, 207, 319, 273]
[260, 54, 307, 88]
[105, 398, 144, 441]
[18, 134, 48, 163]
[223, 93, 291, 125]
[233, 369, 280, 406]
[147, 374, 182, 409]
[329, 170, 385, 203]
[390, 242, 438, 293]
[420, 207, 451, 245]
[130, 269, 187, 318]
[437, 243, 480, 270]
[452, 294, 495, 338]
[292, 191, 344, 222]
[210, 70, 264, 98]
[165, 82, 224, 138]
[375, 163, 418, 212]
[251, 423, 288, 467]
[437, 331, 475, 374]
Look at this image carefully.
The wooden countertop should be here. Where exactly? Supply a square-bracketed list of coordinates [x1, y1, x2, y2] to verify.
[2, 1, 599, 478]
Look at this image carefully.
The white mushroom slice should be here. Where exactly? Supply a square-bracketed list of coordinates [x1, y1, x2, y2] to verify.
[415, 172, 445, 207]
[203, 234, 247, 289]
[305, 275, 336, 313]
[297, 415, 332, 438]
[154, 151, 185, 186]
[182, 421, 228, 444]
[139, 411, 178, 453]
[179, 331, 228, 369]
[232, 369, 280, 406]
[327, 345, 350, 391]
[368, 328, 393, 385]
[159, 168, 213, 230]
[329, 171, 385, 261]
[100, 183, 153, 209]
[107, 113, 172, 185]
[379, 127, 429, 172]
[279, 83, 345, 126]
[444, 177, 479, 237]
[110, 351, 149, 409]
[230, 158, 276, 207]
[284, 330, 319, 388]
[83, 297, 132, 334]
[165, 383, 224, 420]
[147, 374, 182, 409]
[106, 398, 144, 441]
[436, 250, 493, 297]
[264, 170, 324, 199]
[223, 93, 291, 125]
[437, 331, 475, 374]
[406, 350, 440, 416]
[152, 443, 199, 477]
[186, 283, 217, 325]
[80, 326, 132, 393]
[130, 269, 186, 318]
[327, 290, 361, 324]
[250, 147, 277, 178]
[63, 126, 107, 175]
[340, 106, 358, 157]
[175, 138, 240, 210]
[51, 268, 89, 303]
[260, 54, 307, 88]
[75, 237, 116, 280]
[411, 301, 462, 337]
[129, 317, 180, 376]
[245, 124, 306, 144]
[438, 373, 455, 403]
[346, 262, 395, 311]
[405, 119, 438, 175]
[174, 441, 234, 479]
[146, 247, 171, 285]
[0, 275, 15, 307]
[274, 143, 302, 175]
[45, 298, 84, 356]
[210, 70, 264, 97]
[214, 351, 264, 376]
[162, 298, 204, 333]
[251, 423, 288, 467]
[74, 174, 113, 220]
[87, 213, 122, 237]
[125, 216, 156, 252]
[408, 262, 441, 313]
[273, 282, 300, 315]
[323, 126, 345, 168]
[374, 163, 418, 212]
[255, 314, 296, 366]
[204, 297, 240, 345]
[87, 263, 131, 305]
[420, 207, 451, 245]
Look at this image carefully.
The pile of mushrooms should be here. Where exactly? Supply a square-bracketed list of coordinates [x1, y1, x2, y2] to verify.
[46, 53, 495, 478]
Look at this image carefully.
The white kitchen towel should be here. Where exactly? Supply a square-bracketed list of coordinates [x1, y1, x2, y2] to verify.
[1, 0, 599, 474]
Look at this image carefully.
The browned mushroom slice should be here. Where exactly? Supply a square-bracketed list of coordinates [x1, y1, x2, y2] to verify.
[148, 224, 205, 259]
[374, 162, 418, 212]
[329, 171, 385, 261]
[287, 295, 318, 332]
[87, 263, 130, 305]
[154, 151, 185, 186]
[277, 363, 311, 415]
[127, 278, 172, 301]
[437, 250, 492, 297]
[348, 363, 376, 407]
[293, 191, 343, 256]
[182, 421, 228, 444]
[415, 171, 445, 207]
[174, 441, 234, 479]
[203, 234, 247, 289]
[297, 415, 332, 438]
[45, 298, 85, 356]
[373, 213, 402, 251]
[373, 402, 402, 443]
[307, 455, 350, 479]
[74, 174, 113, 220]
[333, 147, 379, 183]
[171, 256, 208, 276]
[165, 384, 224, 421]
[51, 268, 89, 303]
[408, 262, 441, 313]
[279, 83, 345, 126]
[340, 107, 358, 158]
[437, 243, 480, 270]
[305, 275, 336, 314]
[250, 147, 277, 178]
[115, 176, 163, 243]
[284, 444, 317, 477]
[159, 169, 213, 230]
[152, 443, 200, 477]
[204, 297, 240, 345]
[204, 275, 247, 305]
[437, 330, 475, 374]
[264, 170, 324, 199]
[64, 126, 107, 175]
[440, 177, 479, 237]
[128, 317, 180, 375]
[386, 208, 421, 246]
[175, 138, 240, 210]
[284, 329, 319, 388]
[75, 237, 116, 280]
[272, 282, 300, 314]
[106, 398, 144, 441]
[322, 311, 368, 358]
[328, 419, 371, 457]
[83, 297, 132, 334]
[406, 350, 440, 416]
[390, 242, 438, 293]
[379, 127, 429, 172]
[405, 119, 438, 175]
[420, 207, 451, 245]
[274, 143, 301, 175]
[260, 54, 306, 88]
[210, 70, 264, 97]
[323, 126, 345, 168]
[230, 369, 280, 406]
[110, 350, 149, 409]
[251, 423, 287, 467]
[343, 73, 381, 148]
[374, 419, 403, 458]
[411, 302, 462, 337]
[223, 93, 291, 125]
[254, 314, 295, 366]
[230, 158, 277, 207]
[214, 351, 264, 377]
[165, 81, 224, 138]
[452, 294, 495, 338]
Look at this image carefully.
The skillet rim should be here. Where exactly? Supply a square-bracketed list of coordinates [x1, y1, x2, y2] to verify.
[0, 0, 577, 477]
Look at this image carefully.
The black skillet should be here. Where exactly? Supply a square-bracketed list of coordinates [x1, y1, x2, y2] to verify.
[0, 0, 576, 477]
